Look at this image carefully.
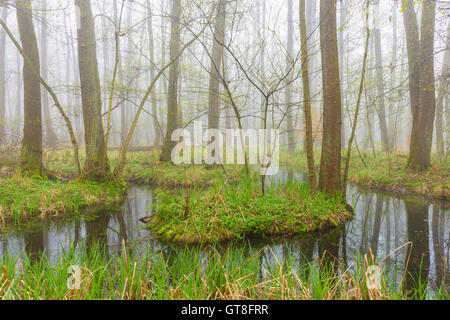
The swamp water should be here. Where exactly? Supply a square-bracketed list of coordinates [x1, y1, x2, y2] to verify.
[0, 168, 448, 294]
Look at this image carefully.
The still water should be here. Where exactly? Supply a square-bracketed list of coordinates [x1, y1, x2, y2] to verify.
[0, 168, 449, 293]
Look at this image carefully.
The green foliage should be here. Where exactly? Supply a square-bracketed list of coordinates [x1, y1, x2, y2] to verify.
[148, 174, 351, 243]
[0, 174, 126, 225]
[0, 242, 445, 300]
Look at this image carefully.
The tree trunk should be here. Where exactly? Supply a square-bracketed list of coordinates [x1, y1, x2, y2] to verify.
[207, 0, 226, 130]
[404, 0, 436, 170]
[76, 0, 110, 180]
[286, 0, 296, 152]
[160, 0, 181, 162]
[16, 0, 44, 177]
[373, 0, 390, 153]
[435, 20, 450, 157]
[0, 7, 6, 145]
[147, 0, 161, 148]
[299, 0, 316, 191]
[40, 0, 57, 148]
[338, 0, 347, 150]
[318, 0, 342, 195]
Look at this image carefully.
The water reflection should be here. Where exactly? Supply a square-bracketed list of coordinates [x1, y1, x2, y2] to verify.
[0, 170, 449, 293]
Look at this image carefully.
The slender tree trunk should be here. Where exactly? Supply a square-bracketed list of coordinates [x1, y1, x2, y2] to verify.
[318, 0, 342, 195]
[286, 0, 296, 152]
[147, 0, 161, 148]
[160, 0, 181, 162]
[436, 20, 450, 157]
[75, 0, 110, 180]
[207, 0, 226, 130]
[0, 7, 6, 145]
[373, 0, 390, 153]
[299, 0, 316, 191]
[40, 0, 57, 148]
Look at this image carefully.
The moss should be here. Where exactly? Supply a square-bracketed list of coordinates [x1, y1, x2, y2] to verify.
[148, 175, 352, 243]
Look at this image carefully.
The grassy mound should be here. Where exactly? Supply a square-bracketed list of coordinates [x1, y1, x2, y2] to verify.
[148, 176, 352, 243]
[0, 174, 126, 225]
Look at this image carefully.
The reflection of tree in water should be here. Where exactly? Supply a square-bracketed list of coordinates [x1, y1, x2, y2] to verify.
[403, 199, 430, 294]
[24, 229, 45, 264]
[431, 206, 447, 290]
[85, 211, 112, 256]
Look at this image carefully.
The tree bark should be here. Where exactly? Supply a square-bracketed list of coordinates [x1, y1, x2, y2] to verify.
[435, 20, 450, 157]
[40, 0, 57, 147]
[318, 0, 342, 195]
[207, 0, 226, 130]
[299, 0, 316, 191]
[0, 7, 6, 145]
[160, 0, 181, 162]
[16, 0, 44, 176]
[76, 0, 110, 180]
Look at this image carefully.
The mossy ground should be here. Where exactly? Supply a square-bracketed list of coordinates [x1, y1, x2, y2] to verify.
[148, 175, 352, 243]
[0, 173, 126, 225]
[280, 149, 449, 200]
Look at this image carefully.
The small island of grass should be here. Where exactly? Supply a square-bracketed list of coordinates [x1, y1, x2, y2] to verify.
[148, 176, 352, 243]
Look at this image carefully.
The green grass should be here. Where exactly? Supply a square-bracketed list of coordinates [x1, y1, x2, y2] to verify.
[148, 175, 352, 243]
[280, 148, 449, 200]
[44, 148, 245, 187]
[0, 174, 127, 225]
[0, 242, 446, 300]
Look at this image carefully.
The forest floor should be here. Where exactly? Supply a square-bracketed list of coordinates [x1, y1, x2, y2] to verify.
[148, 175, 352, 243]
[280, 149, 449, 201]
[0, 242, 445, 300]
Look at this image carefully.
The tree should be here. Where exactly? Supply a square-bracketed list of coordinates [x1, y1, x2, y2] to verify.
[373, 0, 390, 153]
[0, 7, 6, 145]
[207, 0, 226, 130]
[299, 0, 316, 190]
[318, 0, 342, 195]
[285, 0, 296, 152]
[75, 0, 110, 179]
[40, 0, 57, 147]
[16, 0, 44, 176]
[403, 0, 437, 170]
[435, 20, 450, 157]
[160, 0, 181, 162]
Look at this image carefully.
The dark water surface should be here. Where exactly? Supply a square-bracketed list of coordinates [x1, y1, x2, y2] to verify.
[0, 168, 448, 293]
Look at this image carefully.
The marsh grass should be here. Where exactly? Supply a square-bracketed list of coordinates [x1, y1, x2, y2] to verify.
[44, 148, 244, 187]
[148, 175, 352, 243]
[0, 242, 446, 300]
[280, 148, 449, 200]
[0, 174, 126, 225]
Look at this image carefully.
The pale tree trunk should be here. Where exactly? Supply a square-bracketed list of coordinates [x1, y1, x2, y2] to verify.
[147, 0, 161, 148]
[338, 0, 347, 150]
[40, 0, 57, 148]
[76, 0, 110, 180]
[160, 0, 181, 162]
[207, 0, 226, 130]
[15, 51, 22, 139]
[299, 0, 316, 191]
[435, 20, 450, 157]
[0, 7, 6, 145]
[373, 0, 390, 153]
[318, 0, 342, 195]
[16, 0, 44, 176]
[285, 0, 296, 152]
[388, 0, 398, 150]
